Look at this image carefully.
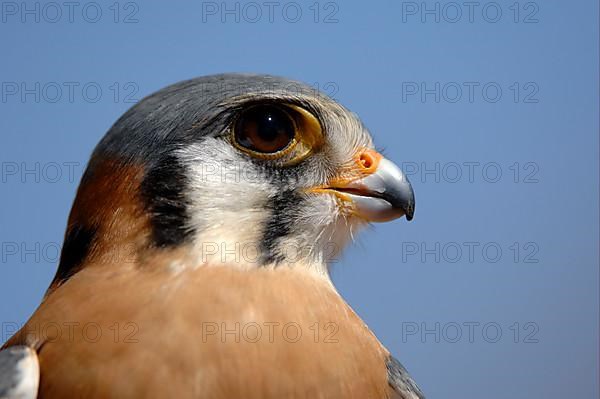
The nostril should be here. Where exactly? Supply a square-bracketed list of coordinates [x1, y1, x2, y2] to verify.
[360, 154, 372, 168]
[358, 151, 377, 171]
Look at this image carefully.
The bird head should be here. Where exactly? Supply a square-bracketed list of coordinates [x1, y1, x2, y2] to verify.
[51, 74, 414, 288]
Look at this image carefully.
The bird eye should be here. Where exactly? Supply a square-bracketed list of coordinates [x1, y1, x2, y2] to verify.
[233, 105, 296, 155]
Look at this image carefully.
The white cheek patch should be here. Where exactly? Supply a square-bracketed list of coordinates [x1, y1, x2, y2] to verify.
[177, 139, 275, 268]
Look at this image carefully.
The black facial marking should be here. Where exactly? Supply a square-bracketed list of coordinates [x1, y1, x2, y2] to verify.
[261, 190, 303, 265]
[52, 224, 97, 287]
[386, 356, 425, 399]
[141, 155, 193, 248]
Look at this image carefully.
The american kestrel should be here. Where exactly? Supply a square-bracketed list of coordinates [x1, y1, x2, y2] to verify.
[0, 74, 422, 398]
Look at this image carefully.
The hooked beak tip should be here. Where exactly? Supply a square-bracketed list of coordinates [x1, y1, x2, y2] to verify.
[405, 202, 415, 221]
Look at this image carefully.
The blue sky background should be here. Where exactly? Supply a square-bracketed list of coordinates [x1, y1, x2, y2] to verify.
[0, 0, 598, 397]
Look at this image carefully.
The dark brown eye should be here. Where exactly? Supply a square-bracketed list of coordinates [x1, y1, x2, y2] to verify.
[233, 105, 296, 154]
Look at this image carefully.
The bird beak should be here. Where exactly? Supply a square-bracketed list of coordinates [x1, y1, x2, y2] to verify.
[310, 149, 415, 222]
